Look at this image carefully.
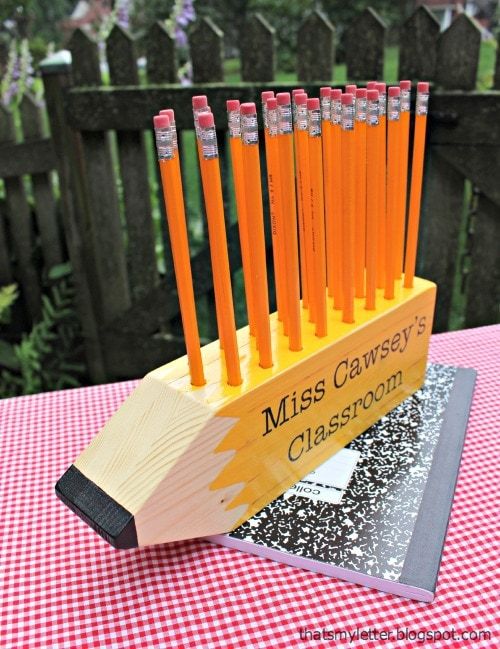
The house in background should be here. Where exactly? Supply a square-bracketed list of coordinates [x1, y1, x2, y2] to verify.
[60, 0, 112, 41]
[416, 0, 497, 35]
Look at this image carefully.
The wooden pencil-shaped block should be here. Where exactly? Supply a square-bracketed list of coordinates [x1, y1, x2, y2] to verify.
[56, 279, 436, 549]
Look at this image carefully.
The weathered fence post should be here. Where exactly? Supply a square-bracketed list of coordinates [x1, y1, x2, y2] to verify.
[297, 10, 335, 82]
[345, 7, 386, 81]
[464, 193, 500, 327]
[189, 18, 224, 83]
[106, 25, 158, 302]
[241, 13, 275, 82]
[0, 105, 41, 320]
[435, 13, 481, 90]
[40, 51, 106, 382]
[398, 6, 440, 81]
[68, 28, 131, 323]
[145, 21, 178, 84]
[19, 93, 63, 271]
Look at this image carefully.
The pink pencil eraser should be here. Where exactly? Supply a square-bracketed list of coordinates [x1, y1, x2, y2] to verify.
[376, 82, 386, 93]
[160, 108, 175, 122]
[240, 102, 256, 115]
[198, 112, 214, 128]
[294, 92, 308, 105]
[356, 88, 367, 99]
[400, 80, 411, 91]
[276, 92, 291, 105]
[320, 86, 331, 97]
[341, 93, 354, 105]
[417, 81, 429, 93]
[307, 97, 320, 110]
[267, 98, 278, 110]
[153, 114, 170, 128]
[292, 88, 305, 97]
[346, 84, 357, 95]
[388, 86, 400, 97]
[261, 90, 275, 102]
[367, 89, 379, 101]
[227, 99, 240, 111]
[366, 81, 378, 90]
[192, 95, 208, 109]
[331, 89, 342, 100]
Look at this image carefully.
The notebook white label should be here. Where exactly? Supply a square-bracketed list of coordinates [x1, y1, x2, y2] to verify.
[284, 448, 360, 505]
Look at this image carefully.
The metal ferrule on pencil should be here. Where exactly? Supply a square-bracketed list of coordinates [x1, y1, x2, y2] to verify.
[227, 109, 241, 138]
[355, 96, 367, 123]
[241, 112, 259, 146]
[416, 91, 429, 116]
[267, 106, 279, 137]
[388, 95, 400, 121]
[367, 97, 379, 126]
[200, 123, 218, 159]
[320, 96, 331, 122]
[307, 106, 321, 138]
[330, 96, 342, 126]
[379, 93, 387, 117]
[295, 102, 308, 132]
[278, 102, 293, 135]
[341, 102, 355, 131]
[401, 88, 410, 113]
[154, 126, 174, 161]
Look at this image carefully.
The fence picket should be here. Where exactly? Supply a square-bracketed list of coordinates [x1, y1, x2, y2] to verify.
[435, 14, 481, 90]
[464, 193, 500, 327]
[69, 28, 130, 322]
[145, 21, 178, 84]
[0, 209, 13, 285]
[0, 105, 41, 320]
[297, 10, 335, 82]
[241, 13, 275, 82]
[345, 7, 386, 81]
[189, 18, 224, 83]
[399, 6, 440, 81]
[106, 25, 158, 301]
[19, 93, 63, 271]
[418, 150, 465, 331]
[494, 36, 500, 90]
[40, 56, 106, 382]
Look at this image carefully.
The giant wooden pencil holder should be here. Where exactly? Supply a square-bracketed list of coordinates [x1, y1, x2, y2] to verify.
[57, 278, 435, 548]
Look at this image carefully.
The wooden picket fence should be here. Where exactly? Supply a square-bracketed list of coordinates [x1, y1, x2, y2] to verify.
[0, 7, 499, 384]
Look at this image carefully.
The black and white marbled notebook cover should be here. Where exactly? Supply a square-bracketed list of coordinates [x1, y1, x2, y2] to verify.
[207, 364, 476, 602]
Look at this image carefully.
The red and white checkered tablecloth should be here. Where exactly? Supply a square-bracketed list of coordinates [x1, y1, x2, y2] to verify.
[1, 326, 498, 649]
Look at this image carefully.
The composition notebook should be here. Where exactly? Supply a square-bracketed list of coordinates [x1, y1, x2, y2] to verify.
[206, 363, 476, 602]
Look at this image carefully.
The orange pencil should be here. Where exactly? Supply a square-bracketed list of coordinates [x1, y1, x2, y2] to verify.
[240, 102, 272, 368]
[330, 89, 343, 310]
[354, 88, 367, 298]
[295, 92, 316, 323]
[192, 95, 224, 348]
[365, 90, 379, 310]
[395, 79, 411, 278]
[404, 82, 430, 288]
[340, 93, 356, 323]
[227, 99, 257, 338]
[154, 114, 205, 387]
[276, 92, 302, 351]
[375, 82, 387, 289]
[197, 111, 242, 385]
[293, 91, 310, 312]
[262, 91, 286, 330]
[385, 86, 401, 300]
[307, 98, 327, 337]
[320, 87, 334, 301]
